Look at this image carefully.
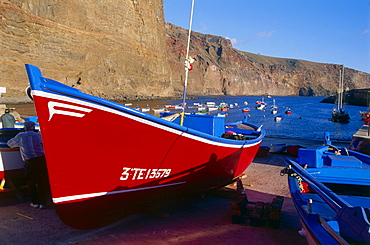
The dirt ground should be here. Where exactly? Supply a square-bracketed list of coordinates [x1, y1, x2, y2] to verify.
[0, 137, 336, 245]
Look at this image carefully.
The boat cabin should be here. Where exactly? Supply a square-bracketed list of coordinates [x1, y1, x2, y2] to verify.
[172, 114, 225, 137]
[297, 146, 363, 168]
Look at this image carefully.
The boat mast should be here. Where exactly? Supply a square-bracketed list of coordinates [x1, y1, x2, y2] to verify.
[180, 0, 195, 126]
[337, 65, 344, 111]
[341, 65, 345, 110]
[337, 68, 342, 111]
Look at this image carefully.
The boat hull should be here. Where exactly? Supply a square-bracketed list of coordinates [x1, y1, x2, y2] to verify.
[0, 129, 26, 180]
[25, 64, 264, 229]
[284, 146, 370, 244]
[330, 115, 350, 123]
[288, 176, 344, 245]
[0, 147, 24, 180]
[34, 95, 259, 229]
[349, 124, 370, 155]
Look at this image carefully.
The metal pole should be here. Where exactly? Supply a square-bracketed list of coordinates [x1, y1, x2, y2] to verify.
[368, 91, 370, 136]
[180, 0, 195, 126]
[342, 67, 344, 109]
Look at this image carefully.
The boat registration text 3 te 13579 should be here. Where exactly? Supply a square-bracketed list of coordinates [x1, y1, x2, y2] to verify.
[120, 167, 172, 181]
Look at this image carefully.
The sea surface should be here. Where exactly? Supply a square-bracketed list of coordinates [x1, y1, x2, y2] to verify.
[147, 96, 367, 144]
[9, 96, 367, 144]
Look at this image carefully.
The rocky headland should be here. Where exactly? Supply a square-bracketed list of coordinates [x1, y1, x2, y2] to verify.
[1, 0, 369, 103]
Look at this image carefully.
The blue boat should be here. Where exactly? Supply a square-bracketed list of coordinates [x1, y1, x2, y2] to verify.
[281, 134, 370, 244]
[0, 116, 40, 130]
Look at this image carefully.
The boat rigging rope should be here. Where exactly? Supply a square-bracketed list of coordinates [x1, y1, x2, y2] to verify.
[323, 144, 349, 156]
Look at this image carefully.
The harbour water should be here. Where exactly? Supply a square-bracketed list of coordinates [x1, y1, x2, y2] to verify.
[8, 96, 367, 144]
[144, 96, 366, 144]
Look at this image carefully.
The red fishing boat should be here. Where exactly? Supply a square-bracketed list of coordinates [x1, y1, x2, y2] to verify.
[242, 107, 251, 113]
[25, 64, 265, 229]
[23, 0, 265, 230]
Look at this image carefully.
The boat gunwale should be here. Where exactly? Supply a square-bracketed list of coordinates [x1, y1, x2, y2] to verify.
[33, 89, 264, 148]
[288, 176, 349, 245]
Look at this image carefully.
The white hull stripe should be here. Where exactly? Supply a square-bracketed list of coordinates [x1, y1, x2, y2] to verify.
[32, 90, 261, 148]
[52, 182, 186, 204]
[48, 101, 92, 121]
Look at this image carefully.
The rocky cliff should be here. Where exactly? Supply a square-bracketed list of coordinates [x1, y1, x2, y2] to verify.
[165, 23, 370, 97]
[0, 0, 173, 102]
[1, 1, 370, 102]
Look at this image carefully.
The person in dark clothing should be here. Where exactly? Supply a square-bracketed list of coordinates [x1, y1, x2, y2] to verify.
[7, 121, 50, 209]
[1, 108, 15, 128]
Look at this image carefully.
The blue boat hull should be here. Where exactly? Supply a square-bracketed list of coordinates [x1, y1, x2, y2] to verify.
[282, 144, 370, 244]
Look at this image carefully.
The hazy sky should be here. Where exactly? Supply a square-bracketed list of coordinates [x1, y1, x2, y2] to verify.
[163, 0, 370, 74]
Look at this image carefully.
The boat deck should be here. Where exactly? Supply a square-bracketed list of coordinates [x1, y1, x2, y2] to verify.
[302, 193, 370, 220]
[305, 150, 370, 186]
[350, 124, 370, 155]
[352, 124, 370, 140]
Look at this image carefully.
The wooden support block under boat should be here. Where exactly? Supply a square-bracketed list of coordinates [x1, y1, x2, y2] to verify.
[230, 194, 284, 228]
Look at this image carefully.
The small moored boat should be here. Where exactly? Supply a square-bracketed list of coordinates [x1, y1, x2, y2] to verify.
[141, 107, 150, 112]
[331, 65, 350, 123]
[242, 107, 250, 113]
[255, 103, 266, 110]
[207, 106, 219, 112]
[270, 99, 278, 114]
[274, 115, 282, 121]
[153, 108, 165, 113]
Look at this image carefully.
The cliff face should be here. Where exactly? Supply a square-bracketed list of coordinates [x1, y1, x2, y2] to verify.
[0, 0, 173, 101]
[165, 23, 370, 97]
[1, 1, 370, 102]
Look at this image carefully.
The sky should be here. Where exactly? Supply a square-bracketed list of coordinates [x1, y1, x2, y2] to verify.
[163, 0, 370, 74]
